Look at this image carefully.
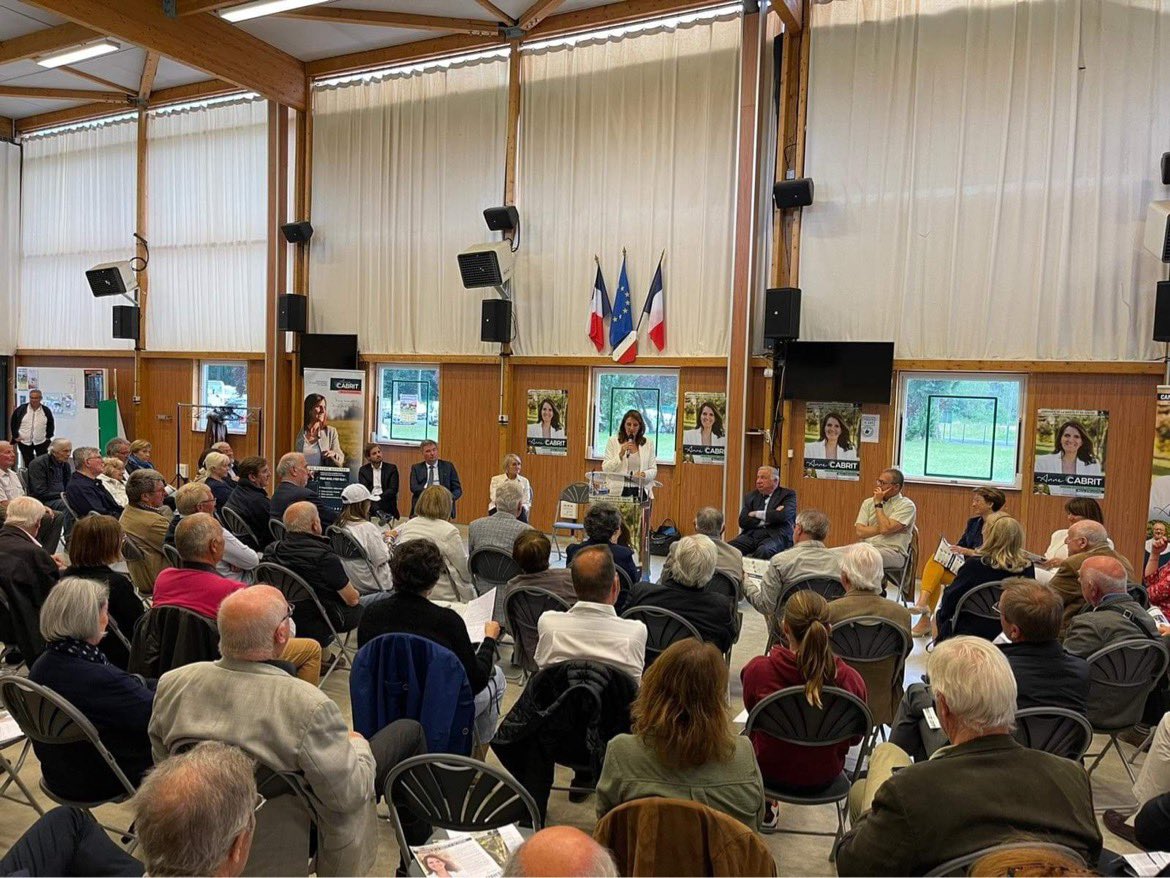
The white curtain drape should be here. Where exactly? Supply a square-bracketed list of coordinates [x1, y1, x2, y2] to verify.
[516, 14, 741, 357]
[19, 118, 137, 351]
[147, 98, 268, 352]
[0, 142, 18, 355]
[309, 56, 509, 354]
[800, 0, 1170, 361]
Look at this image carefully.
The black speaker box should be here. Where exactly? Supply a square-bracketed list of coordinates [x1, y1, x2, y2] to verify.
[481, 299, 512, 343]
[773, 178, 814, 209]
[764, 287, 801, 341]
[483, 205, 519, 232]
[1163, 152, 1170, 186]
[280, 221, 313, 244]
[1156, 281, 1170, 342]
[112, 305, 140, 340]
[278, 294, 307, 332]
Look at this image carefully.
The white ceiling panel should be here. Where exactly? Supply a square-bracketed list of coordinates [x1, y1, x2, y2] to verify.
[320, 0, 508, 16]
[0, 95, 84, 118]
[152, 56, 216, 91]
[235, 17, 438, 61]
[0, 0, 64, 39]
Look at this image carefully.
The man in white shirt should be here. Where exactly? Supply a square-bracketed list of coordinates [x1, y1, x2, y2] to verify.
[0, 441, 64, 551]
[169, 482, 258, 581]
[535, 545, 647, 684]
[9, 391, 54, 468]
[855, 467, 917, 572]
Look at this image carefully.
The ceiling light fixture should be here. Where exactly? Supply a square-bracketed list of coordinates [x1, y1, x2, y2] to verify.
[36, 38, 121, 68]
[219, 0, 332, 23]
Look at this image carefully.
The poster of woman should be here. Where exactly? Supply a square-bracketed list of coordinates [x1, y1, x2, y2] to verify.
[298, 370, 366, 512]
[802, 402, 861, 480]
[681, 393, 726, 464]
[526, 390, 568, 456]
[1032, 409, 1106, 498]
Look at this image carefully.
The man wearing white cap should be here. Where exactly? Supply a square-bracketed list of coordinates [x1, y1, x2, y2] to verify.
[335, 483, 393, 596]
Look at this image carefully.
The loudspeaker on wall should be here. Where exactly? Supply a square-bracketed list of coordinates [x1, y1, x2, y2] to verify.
[1155, 281, 1170, 342]
[764, 288, 801, 341]
[278, 294, 307, 332]
[112, 305, 140, 340]
[773, 178, 814, 209]
[481, 299, 512, 343]
[280, 221, 313, 244]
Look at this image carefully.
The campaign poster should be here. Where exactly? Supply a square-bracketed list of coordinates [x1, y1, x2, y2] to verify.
[681, 392, 727, 464]
[1032, 408, 1107, 498]
[1147, 387, 1170, 568]
[299, 368, 365, 483]
[526, 389, 568, 456]
[802, 402, 861, 480]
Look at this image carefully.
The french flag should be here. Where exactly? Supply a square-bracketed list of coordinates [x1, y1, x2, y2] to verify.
[587, 260, 610, 352]
[643, 255, 665, 351]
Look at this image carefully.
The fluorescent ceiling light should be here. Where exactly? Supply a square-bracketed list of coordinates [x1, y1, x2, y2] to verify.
[36, 39, 120, 68]
[219, 0, 331, 23]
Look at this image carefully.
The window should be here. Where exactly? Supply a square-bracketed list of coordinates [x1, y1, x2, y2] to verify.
[591, 368, 679, 463]
[375, 366, 440, 445]
[199, 362, 249, 435]
[896, 372, 1025, 487]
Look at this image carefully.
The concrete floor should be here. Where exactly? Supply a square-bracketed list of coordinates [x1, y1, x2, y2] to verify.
[0, 549, 1149, 875]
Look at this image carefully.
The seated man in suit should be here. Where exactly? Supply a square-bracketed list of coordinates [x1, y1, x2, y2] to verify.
[358, 442, 399, 521]
[468, 480, 531, 557]
[827, 543, 911, 727]
[270, 452, 335, 528]
[120, 469, 173, 596]
[0, 441, 64, 552]
[854, 468, 916, 574]
[661, 507, 743, 589]
[65, 447, 121, 519]
[224, 455, 272, 550]
[837, 637, 1102, 876]
[408, 439, 461, 518]
[1049, 520, 1135, 632]
[27, 438, 72, 515]
[149, 585, 428, 876]
[627, 535, 736, 654]
[728, 466, 797, 559]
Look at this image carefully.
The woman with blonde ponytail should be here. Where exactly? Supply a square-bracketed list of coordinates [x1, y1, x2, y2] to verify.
[741, 590, 867, 802]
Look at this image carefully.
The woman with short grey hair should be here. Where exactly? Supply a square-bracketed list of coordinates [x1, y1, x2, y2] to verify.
[28, 576, 156, 804]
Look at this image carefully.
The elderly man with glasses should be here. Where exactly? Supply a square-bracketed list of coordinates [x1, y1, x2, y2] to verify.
[854, 467, 917, 574]
[65, 446, 122, 519]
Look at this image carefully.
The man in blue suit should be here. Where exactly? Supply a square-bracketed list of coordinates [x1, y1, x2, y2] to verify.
[408, 440, 461, 518]
[729, 466, 797, 559]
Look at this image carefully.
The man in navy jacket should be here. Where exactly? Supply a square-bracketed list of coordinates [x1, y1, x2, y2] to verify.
[65, 447, 122, 519]
[729, 466, 797, 559]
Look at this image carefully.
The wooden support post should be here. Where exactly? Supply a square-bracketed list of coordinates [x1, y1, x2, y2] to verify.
[264, 102, 289, 466]
[498, 41, 522, 463]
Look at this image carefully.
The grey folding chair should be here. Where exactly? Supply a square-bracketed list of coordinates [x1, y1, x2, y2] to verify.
[220, 505, 261, 548]
[621, 605, 702, 669]
[255, 562, 354, 686]
[328, 525, 382, 589]
[1083, 638, 1170, 783]
[504, 586, 571, 678]
[550, 482, 591, 558]
[948, 580, 1004, 641]
[829, 615, 913, 728]
[161, 543, 182, 568]
[881, 526, 919, 605]
[269, 518, 287, 543]
[768, 576, 846, 652]
[1012, 707, 1094, 762]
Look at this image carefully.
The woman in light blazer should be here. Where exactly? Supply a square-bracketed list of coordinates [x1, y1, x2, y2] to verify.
[602, 409, 657, 499]
[488, 453, 532, 522]
[392, 485, 472, 601]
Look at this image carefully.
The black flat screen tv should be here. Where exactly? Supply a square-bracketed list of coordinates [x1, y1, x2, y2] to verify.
[781, 341, 894, 404]
[300, 333, 358, 370]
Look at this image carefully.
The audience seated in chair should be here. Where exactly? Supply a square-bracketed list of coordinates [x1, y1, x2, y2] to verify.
[729, 466, 797, 560]
[0, 440, 64, 552]
[270, 452, 336, 528]
[124, 440, 153, 475]
[503, 530, 577, 607]
[826, 543, 911, 726]
[627, 535, 737, 654]
[502, 826, 618, 877]
[168, 482, 258, 583]
[225, 455, 273, 551]
[597, 639, 763, 829]
[357, 538, 505, 746]
[741, 590, 866, 801]
[357, 442, 399, 522]
[0, 496, 62, 663]
[98, 457, 128, 509]
[1063, 555, 1159, 659]
[149, 585, 427, 877]
[335, 484, 393, 595]
[28, 577, 155, 803]
[565, 504, 641, 590]
[488, 452, 531, 523]
[197, 451, 234, 512]
[62, 515, 145, 669]
[661, 506, 743, 588]
[469, 479, 532, 557]
[392, 485, 472, 602]
[120, 469, 173, 595]
[262, 500, 364, 646]
[65, 446, 122, 519]
[535, 545, 647, 684]
[836, 637, 1102, 877]
[1104, 710, 1170, 848]
[1047, 520, 1134, 632]
[26, 438, 71, 513]
[854, 468, 916, 574]
[747, 509, 840, 638]
[934, 517, 1034, 643]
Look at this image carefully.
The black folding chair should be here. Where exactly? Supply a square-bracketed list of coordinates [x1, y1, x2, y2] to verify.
[327, 525, 383, 589]
[1012, 707, 1094, 762]
[269, 518, 287, 543]
[768, 576, 846, 651]
[621, 605, 702, 669]
[616, 564, 636, 592]
[949, 580, 1004, 640]
[220, 505, 261, 548]
[881, 526, 919, 605]
[925, 841, 1086, 877]
[385, 753, 542, 875]
[469, 548, 522, 597]
[255, 562, 354, 686]
[1084, 638, 1169, 782]
[161, 543, 182, 568]
[504, 586, 571, 677]
[743, 685, 874, 861]
[829, 615, 913, 728]
[1128, 583, 1150, 609]
[551, 482, 591, 559]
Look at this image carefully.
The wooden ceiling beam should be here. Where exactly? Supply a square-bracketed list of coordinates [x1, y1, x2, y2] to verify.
[472, 0, 517, 26]
[0, 22, 100, 66]
[20, 0, 307, 110]
[0, 85, 131, 103]
[527, 0, 730, 39]
[173, 0, 239, 14]
[0, 116, 13, 141]
[306, 32, 507, 78]
[518, 0, 565, 31]
[276, 8, 501, 36]
[59, 66, 137, 96]
[772, 0, 801, 33]
[139, 51, 160, 101]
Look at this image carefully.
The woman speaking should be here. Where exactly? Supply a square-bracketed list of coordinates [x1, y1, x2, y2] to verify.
[602, 409, 657, 499]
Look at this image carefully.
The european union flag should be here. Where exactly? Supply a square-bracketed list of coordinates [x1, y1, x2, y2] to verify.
[610, 252, 634, 350]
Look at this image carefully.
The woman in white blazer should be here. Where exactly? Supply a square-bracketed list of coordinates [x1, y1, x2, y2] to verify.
[392, 485, 472, 601]
[526, 397, 566, 440]
[803, 411, 859, 480]
[488, 453, 532, 521]
[1034, 420, 1102, 496]
[681, 400, 726, 448]
[602, 409, 657, 499]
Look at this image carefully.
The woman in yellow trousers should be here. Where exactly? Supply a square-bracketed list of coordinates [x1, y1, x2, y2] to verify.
[911, 487, 1006, 636]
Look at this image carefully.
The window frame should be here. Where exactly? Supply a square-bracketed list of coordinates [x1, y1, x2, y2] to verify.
[373, 363, 441, 447]
[894, 370, 1027, 490]
[588, 366, 680, 464]
[197, 361, 249, 436]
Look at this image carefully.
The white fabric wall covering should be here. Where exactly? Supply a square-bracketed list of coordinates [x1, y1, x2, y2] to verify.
[309, 57, 509, 354]
[799, 0, 1170, 361]
[0, 142, 18, 355]
[19, 119, 137, 351]
[516, 14, 741, 357]
[147, 98, 268, 352]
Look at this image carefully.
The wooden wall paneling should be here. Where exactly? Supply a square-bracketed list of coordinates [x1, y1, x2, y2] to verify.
[137, 358, 193, 484]
[439, 363, 504, 525]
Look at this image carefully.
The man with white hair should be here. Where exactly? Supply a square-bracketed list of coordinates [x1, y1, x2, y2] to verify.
[729, 466, 797, 559]
[150, 586, 428, 876]
[65, 446, 121, 519]
[0, 496, 63, 661]
[837, 637, 1102, 876]
[627, 534, 737, 653]
[468, 479, 532, 556]
[210, 441, 238, 481]
[661, 507, 743, 587]
[0, 440, 64, 550]
[1064, 555, 1159, 659]
[826, 543, 912, 726]
[270, 451, 335, 527]
[1048, 519, 1135, 631]
[27, 437, 71, 513]
[167, 482, 258, 582]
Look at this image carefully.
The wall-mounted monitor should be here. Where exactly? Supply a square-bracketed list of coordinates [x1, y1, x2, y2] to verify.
[781, 341, 895, 405]
[301, 333, 358, 371]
